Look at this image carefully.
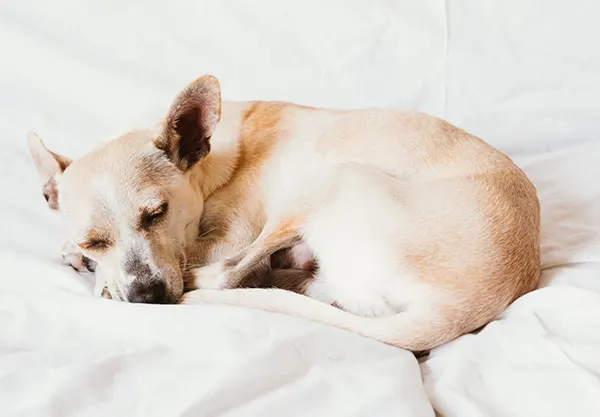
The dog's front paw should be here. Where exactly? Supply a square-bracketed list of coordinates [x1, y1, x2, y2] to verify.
[191, 262, 231, 290]
[61, 241, 97, 272]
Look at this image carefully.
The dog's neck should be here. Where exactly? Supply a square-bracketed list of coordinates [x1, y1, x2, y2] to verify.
[181, 101, 251, 251]
[182, 100, 284, 260]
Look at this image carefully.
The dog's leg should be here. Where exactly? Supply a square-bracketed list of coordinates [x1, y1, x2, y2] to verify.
[270, 243, 317, 272]
[61, 241, 111, 298]
[192, 218, 302, 290]
[61, 241, 97, 272]
[260, 268, 315, 294]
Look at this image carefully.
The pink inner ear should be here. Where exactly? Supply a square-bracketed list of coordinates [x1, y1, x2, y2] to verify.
[171, 103, 212, 170]
[176, 105, 203, 142]
[42, 177, 60, 210]
[175, 85, 220, 139]
[159, 79, 221, 170]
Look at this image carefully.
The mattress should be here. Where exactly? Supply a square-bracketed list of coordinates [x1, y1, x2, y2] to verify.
[1, 1, 600, 416]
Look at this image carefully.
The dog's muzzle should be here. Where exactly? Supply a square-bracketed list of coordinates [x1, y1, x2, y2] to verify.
[123, 255, 176, 304]
[128, 279, 173, 304]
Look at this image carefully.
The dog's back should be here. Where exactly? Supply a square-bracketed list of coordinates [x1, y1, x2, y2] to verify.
[187, 97, 540, 351]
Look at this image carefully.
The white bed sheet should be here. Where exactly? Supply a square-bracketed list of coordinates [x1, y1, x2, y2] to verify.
[1, 1, 600, 416]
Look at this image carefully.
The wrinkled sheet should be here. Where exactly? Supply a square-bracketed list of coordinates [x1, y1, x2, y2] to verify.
[1, 1, 600, 416]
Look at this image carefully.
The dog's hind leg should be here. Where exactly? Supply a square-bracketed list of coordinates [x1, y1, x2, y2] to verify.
[258, 268, 316, 294]
[191, 217, 304, 290]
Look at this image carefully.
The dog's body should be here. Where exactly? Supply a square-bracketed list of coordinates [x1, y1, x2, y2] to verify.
[29, 76, 540, 351]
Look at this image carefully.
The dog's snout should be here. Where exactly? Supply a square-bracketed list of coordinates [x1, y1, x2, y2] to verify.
[124, 255, 153, 281]
[128, 279, 172, 304]
[123, 254, 175, 304]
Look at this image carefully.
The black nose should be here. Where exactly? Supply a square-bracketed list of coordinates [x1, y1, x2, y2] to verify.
[128, 280, 171, 304]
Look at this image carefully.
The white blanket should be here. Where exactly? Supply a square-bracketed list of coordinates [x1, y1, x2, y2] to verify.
[1, 1, 600, 416]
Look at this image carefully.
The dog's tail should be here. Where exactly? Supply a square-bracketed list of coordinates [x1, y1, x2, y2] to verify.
[181, 288, 479, 351]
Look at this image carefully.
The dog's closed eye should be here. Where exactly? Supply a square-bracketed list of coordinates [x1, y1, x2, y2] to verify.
[79, 239, 110, 251]
[141, 202, 169, 229]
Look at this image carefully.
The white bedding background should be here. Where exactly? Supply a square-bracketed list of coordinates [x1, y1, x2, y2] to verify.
[1, 1, 600, 416]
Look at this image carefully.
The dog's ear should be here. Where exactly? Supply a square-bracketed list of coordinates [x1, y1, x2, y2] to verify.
[156, 75, 222, 171]
[27, 133, 71, 210]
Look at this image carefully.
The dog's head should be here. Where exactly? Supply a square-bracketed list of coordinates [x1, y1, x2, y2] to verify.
[28, 75, 222, 304]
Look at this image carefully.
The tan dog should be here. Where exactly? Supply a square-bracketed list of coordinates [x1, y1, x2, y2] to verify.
[28, 75, 540, 351]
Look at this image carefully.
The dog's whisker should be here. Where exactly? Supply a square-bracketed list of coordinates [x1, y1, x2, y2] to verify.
[198, 227, 217, 239]
[112, 279, 128, 302]
[182, 263, 206, 273]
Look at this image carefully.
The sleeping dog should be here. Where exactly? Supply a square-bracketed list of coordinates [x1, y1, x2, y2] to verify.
[28, 75, 540, 351]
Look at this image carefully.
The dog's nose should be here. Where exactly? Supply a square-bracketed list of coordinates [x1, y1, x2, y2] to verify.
[128, 280, 171, 304]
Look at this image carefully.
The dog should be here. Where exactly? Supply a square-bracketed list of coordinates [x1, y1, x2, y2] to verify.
[28, 75, 540, 351]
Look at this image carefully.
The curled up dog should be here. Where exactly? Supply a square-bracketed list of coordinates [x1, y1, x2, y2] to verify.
[28, 75, 541, 351]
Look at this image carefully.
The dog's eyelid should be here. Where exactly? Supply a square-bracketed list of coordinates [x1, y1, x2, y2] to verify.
[78, 238, 110, 251]
[145, 201, 168, 216]
[140, 201, 169, 228]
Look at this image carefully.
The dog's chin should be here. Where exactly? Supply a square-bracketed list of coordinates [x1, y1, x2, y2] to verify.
[104, 279, 126, 302]
[168, 277, 185, 302]
[102, 284, 182, 304]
